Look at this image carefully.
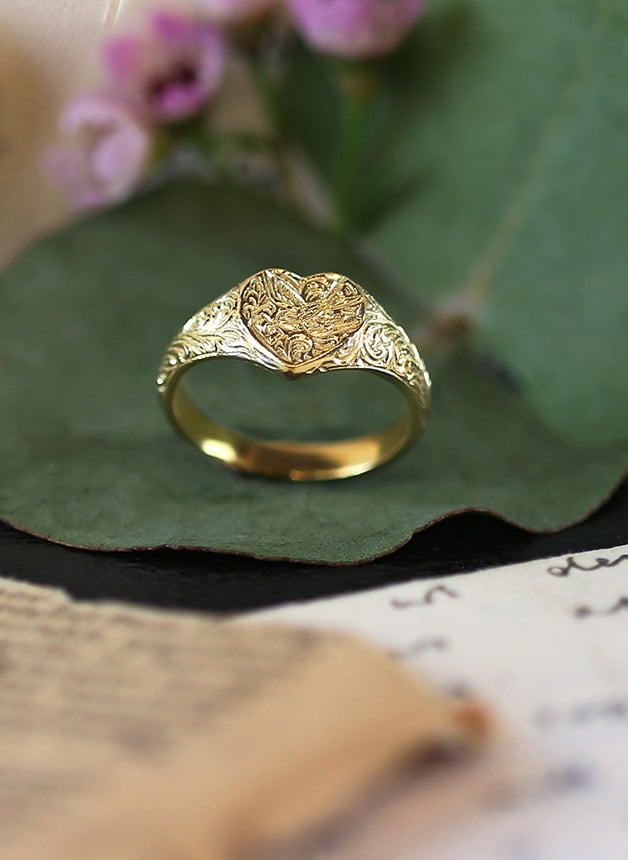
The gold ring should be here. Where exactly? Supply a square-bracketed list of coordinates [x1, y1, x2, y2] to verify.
[157, 268, 430, 481]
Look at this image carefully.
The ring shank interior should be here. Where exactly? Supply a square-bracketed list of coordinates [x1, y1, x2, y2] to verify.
[167, 367, 425, 481]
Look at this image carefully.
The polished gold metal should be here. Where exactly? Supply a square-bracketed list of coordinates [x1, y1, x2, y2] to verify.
[157, 268, 431, 481]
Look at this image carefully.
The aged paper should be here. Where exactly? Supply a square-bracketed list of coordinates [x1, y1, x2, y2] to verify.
[0, 575, 486, 860]
[255, 544, 628, 859]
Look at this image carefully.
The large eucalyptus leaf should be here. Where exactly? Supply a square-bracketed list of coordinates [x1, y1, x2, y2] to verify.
[368, 0, 628, 445]
[283, 0, 628, 445]
[1, 185, 625, 562]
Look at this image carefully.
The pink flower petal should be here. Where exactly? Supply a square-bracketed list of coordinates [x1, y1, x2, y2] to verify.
[288, 0, 424, 58]
[151, 82, 206, 121]
[102, 12, 226, 122]
[44, 92, 150, 211]
[151, 9, 199, 45]
[91, 124, 150, 198]
[104, 36, 144, 85]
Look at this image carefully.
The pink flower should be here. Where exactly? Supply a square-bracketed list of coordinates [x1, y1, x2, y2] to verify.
[197, 0, 279, 26]
[104, 10, 226, 123]
[287, 0, 424, 58]
[44, 93, 151, 210]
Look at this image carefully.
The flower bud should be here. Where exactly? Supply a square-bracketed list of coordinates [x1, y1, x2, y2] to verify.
[287, 0, 424, 58]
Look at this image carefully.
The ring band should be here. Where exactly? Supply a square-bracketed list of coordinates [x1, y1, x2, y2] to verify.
[157, 268, 430, 481]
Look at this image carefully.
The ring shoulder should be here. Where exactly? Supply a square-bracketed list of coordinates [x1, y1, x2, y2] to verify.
[315, 298, 431, 412]
[156, 288, 280, 394]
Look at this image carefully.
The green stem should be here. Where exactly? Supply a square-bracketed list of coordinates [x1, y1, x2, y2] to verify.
[332, 62, 381, 233]
[333, 88, 370, 231]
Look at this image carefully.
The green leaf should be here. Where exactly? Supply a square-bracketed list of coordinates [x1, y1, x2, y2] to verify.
[1, 184, 625, 562]
[367, 0, 628, 445]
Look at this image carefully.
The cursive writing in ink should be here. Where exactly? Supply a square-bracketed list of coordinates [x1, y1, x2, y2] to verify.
[574, 596, 628, 618]
[547, 553, 628, 578]
[390, 585, 459, 609]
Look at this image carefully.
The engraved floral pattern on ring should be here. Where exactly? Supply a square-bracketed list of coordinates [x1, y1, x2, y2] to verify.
[240, 268, 366, 368]
[157, 292, 245, 391]
[360, 317, 430, 408]
[157, 270, 430, 417]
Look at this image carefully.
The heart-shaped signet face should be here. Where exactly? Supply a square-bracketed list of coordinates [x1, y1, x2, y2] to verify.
[240, 269, 366, 368]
